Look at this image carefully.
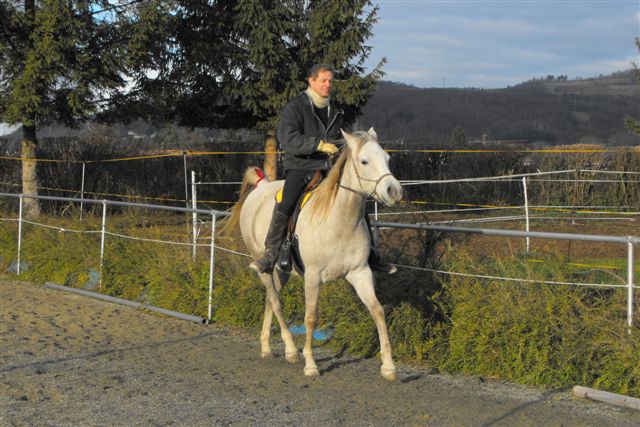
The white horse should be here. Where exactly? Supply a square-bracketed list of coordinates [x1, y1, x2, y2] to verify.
[223, 128, 402, 380]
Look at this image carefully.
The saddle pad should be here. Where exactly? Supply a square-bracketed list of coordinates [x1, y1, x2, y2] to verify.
[275, 188, 314, 209]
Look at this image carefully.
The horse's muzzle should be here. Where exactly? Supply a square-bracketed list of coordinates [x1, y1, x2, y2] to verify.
[377, 177, 403, 207]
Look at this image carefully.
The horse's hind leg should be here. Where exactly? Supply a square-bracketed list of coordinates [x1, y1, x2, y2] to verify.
[258, 271, 298, 363]
[346, 268, 397, 381]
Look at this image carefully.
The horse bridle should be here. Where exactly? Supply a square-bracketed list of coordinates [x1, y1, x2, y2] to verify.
[337, 141, 393, 203]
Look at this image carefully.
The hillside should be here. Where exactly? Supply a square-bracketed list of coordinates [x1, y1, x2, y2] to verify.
[360, 70, 640, 147]
[2, 71, 639, 150]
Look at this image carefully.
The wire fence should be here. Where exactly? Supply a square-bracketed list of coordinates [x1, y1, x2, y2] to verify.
[0, 192, 637, 331]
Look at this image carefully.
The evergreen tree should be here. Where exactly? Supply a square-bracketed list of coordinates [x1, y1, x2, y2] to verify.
[104, 0, 247, 128]
[0, 0, 136, 216]
[233, 0, 385, 179]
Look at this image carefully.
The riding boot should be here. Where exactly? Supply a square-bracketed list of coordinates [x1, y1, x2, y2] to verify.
[365, 214, 397, 275]
[250, 210, 289, 274]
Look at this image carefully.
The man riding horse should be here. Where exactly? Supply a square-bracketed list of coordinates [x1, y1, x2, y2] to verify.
[250, 63, 396, 275]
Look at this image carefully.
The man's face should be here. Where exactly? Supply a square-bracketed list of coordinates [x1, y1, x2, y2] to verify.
[308, 70, 333, 98]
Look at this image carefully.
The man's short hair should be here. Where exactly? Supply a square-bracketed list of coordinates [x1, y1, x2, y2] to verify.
[307, 63, 335, 79]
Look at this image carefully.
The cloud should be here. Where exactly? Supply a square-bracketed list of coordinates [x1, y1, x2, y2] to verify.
[365, 1, 639, 88]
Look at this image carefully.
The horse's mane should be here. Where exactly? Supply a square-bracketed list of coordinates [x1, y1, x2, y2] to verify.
[307, 133, 366, 223]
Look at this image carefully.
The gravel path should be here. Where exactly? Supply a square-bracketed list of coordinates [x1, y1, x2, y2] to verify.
[1, 279, 638, 426]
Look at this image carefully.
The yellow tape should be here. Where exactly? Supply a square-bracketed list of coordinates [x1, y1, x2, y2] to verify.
[528, 259, 640, 272]
[399, 200, 637, 215]
[0, 155, 74, 163]
[386, 149, 633, 154]
[2, 147, 637, 164]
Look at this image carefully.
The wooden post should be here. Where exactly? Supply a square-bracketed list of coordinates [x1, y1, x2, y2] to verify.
[264, 129, 277, 181]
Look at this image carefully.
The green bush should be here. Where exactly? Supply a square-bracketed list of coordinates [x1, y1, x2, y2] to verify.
[437, 249, 639, 395]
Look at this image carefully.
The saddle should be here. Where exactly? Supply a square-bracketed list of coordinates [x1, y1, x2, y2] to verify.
[274, 170, 323, 274]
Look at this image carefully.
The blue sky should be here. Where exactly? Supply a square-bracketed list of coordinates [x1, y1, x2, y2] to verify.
[363, 0, 640, 88]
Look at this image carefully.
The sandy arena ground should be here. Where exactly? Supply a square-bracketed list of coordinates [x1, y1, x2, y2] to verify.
[1, 278, 639, 426]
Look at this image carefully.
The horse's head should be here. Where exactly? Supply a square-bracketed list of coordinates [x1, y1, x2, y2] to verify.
[340, 128, 403, 207]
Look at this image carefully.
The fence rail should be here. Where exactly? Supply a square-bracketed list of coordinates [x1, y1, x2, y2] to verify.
[0, 192, 227, 321]
[371, 220, 637, 331]
[0, 192, 636, 331]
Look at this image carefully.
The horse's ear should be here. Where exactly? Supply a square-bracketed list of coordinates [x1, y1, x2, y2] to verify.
[340, 129, 357, 149]
[367, 127, 378, 139]
[340, 129, 358, 150]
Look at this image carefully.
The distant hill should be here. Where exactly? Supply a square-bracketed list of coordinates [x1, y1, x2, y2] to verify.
[2, 71, 639, 151]
[360, 70, 640, 147]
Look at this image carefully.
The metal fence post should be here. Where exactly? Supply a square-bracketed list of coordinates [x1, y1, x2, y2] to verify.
[372, 201, 379, 247]
[99, 201, 107, 290]
[192, 171, 198, 260]
[183, 153, 189, 209]
[522, 177, 530, 254]
[628, 241, 635, 334]
[79, 162, 86, 220]
[17, 195, 23, 275]
[208, 211, 216, 321]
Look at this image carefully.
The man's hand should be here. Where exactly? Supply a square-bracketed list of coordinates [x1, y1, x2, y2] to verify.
[317, 140, 338, 154]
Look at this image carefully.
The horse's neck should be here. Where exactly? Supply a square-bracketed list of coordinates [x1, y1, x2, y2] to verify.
[328, 160, 367, 228]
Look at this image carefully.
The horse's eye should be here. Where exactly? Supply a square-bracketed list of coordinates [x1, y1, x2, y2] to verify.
[361, 159, 369, 166]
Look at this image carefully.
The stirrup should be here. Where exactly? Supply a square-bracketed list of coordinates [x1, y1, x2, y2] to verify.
[250, 257, 275, 274]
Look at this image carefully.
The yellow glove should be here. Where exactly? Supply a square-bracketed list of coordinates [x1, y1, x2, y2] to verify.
[317, 140, 338, 154]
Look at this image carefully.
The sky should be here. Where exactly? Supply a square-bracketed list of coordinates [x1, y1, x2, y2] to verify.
[363, 0, 640, 88]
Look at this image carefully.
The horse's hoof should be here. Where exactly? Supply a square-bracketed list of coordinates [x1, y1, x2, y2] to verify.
[261, 351, 272, 359]
[380, 367, 397, 381]
[304, 367, 320, 377]
[285, 351, 299, 363]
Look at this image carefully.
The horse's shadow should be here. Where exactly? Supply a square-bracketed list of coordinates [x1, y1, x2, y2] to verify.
[315, 345, 360, 373]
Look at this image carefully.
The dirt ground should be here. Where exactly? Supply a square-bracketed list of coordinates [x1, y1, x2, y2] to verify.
[1, 279, 639, 426]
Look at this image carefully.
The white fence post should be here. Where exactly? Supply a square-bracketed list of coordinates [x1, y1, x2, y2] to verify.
[17, 195, 23, 275]
[522, 177, 530, 254]
[79, 162, 86, 220]
[628, 241, 635, 334]
[373, 201, 379, 246]
[208, 212, 216, 321]
[191, 171, 197, 260]
[183, 153, 189, 209]
[99, 201, 107, 290]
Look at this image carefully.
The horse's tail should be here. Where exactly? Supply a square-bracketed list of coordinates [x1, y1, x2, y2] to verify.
[218, 167, 267, 237]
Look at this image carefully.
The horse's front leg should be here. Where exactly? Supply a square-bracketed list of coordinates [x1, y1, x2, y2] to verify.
[346, 268, 396, 380]
[302, 270, 321, 377]
[258, 271, 298, 363]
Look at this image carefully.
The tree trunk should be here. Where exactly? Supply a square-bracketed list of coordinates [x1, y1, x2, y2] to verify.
[264, 129, 277, 181]
[21, 125, 40, 218]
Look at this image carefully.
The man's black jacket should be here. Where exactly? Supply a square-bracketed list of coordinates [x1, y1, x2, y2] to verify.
[277, 92, 344, 172]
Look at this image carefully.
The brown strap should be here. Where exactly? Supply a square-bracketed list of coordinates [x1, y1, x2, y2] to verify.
[304, 170, 323, 192]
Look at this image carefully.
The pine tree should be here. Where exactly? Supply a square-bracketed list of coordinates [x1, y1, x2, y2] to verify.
[233, 0, 385, 179]
[0, 0, 134, 216]
[105, 0, 247, 128]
